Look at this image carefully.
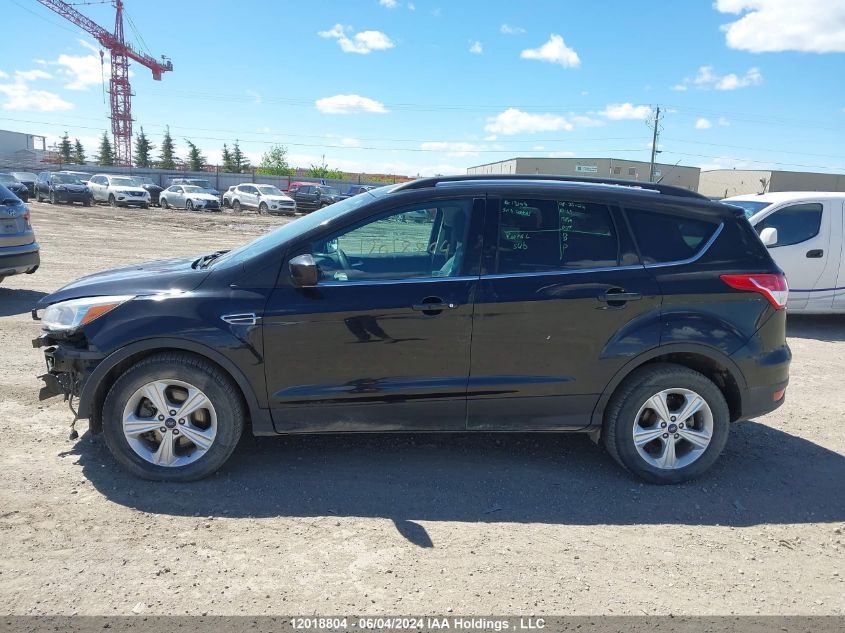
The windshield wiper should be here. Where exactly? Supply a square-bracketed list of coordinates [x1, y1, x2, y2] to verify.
[195, 250, 229, 269]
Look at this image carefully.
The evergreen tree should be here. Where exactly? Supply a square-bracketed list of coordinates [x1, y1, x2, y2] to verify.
[96, 131, 114, 166]
[58, 132, 72, 164]
[221, 143, 235, 172]
[232, 140, 250, 172]
[73, 138, 85, 164]
[257, 144, 294, 176]
[185, 139, 205, 171]
[158, 125, 176, 169]
[133, 126, 154, 167]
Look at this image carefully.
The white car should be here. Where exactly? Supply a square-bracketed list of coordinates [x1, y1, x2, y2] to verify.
[725, 191, 845, 314]
[88, 174, 151, 208]
[226, 183, 296, 215]
[159, 185, 221, 212]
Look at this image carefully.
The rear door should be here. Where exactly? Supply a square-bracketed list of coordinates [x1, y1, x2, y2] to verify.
[753, 200, 834, 310]
[467, 193, 661, 430]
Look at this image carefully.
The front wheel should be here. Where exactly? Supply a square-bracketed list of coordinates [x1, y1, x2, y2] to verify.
[232, 200, 241, 213]
[109, 194, 118, 208]
[258, 202, 268, 215]
[160, 197, 169, 209]
[603, 363, 729, 484]
[186, 199, 194, 211]
[49, 191, 56, 205]
[102, 352, 245, 481]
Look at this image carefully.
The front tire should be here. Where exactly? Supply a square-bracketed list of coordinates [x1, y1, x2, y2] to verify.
[232, 200, 241, 213]
[258, 202, 268, 215]
[49, 191, 56, 205]
[102, 352, 245, 481]
[160, 197, 169, 209]
[109, 194, 118, 208]
[186, 199, 194, 211]
[603, 363, 730, 484]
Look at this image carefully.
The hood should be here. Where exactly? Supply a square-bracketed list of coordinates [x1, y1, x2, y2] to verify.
[37, 255, 211, 308]
[55, 183, 89, 192]
[113, 186, 147, 194]
[264, 194, 294, 203]
[188, 192, 219, 201]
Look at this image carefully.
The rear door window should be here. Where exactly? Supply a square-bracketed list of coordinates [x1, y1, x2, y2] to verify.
[754, 203, 823, 247]
[626, 208, 719, 264]
[494, 198, 619, 274]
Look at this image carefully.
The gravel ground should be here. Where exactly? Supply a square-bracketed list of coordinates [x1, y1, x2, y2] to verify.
[0, 201, 843, 616]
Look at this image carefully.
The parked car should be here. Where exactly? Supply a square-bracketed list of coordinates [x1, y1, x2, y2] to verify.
[133, 176, 164, 206]
[289, 184, 341, 212]
[0, 172, 30, 201]
[88, 174, 150, 208]
[169, 178, 221, 200]
[33, 175, 790, 483]
[339, 184, 376, 200]
[159, 185, 220, 211]
[10, 172, 37, 198]
[228, 183, 296, 215]
[0, 184, 39, 285]
[35, 171, 92, 206]
[725, 191, 845, 313]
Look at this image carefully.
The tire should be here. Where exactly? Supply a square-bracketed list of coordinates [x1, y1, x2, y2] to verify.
[160, 197, 169, 209]
[102, 352, 245, 481]
[232, 200, 241, 213]
[186, 199, 194, 211]
[49, 191, 56, 205]
[602, 363, 730, 484]
[109, 194, 117, 208]
[83, 197, 91, 207]
[141, 203, 149, 209]
[258, 202, 268, 215]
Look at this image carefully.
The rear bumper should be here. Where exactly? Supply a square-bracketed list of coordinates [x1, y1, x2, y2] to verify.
[0, 245, 40, 277]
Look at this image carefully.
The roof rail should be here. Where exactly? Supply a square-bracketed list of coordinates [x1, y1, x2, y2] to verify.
[393, 174, 708, 200]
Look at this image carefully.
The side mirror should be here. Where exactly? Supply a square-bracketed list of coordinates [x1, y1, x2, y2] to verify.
[289, 254, 319, 288]
[256, 191, 262, 197]
[759, 227, 778, 247]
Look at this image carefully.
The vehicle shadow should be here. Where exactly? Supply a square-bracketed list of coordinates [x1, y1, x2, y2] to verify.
[787, 314, 845, 342]
[65, 421, 844, 542]
[0, 288, 47, 317]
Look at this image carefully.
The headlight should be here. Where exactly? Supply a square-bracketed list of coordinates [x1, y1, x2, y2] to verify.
[42, 295, 134, 332]
[53, 185, 66, 191]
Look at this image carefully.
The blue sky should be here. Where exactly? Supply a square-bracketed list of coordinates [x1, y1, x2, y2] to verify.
[2, 0, 844, 176]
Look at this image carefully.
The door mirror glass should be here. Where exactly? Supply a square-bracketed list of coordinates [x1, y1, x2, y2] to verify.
[289, 254, 319, 288]
[759, 226, 778, 247]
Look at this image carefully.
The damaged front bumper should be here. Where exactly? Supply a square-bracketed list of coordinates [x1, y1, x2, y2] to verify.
[32, 330, 104, 407]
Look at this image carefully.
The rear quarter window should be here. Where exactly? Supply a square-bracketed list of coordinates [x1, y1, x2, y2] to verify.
[626, 208, 719, 264]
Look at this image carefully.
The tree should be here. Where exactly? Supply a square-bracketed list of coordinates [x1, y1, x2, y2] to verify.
[185, 139, 205, 171]
[257, 144, 294, 176]
[58, 132, 72, 164]
[133, 126, 154, 167]
[158, 125, 176, 169]
[221, 143, 235, 172]
[73, 139, 85, 164]
[307, 156, 343, 180]
[96, 131, 114, 166]
[232, 140, 250, 172]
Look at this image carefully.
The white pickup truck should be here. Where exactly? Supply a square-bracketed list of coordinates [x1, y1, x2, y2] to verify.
[725, 192, 845, 314]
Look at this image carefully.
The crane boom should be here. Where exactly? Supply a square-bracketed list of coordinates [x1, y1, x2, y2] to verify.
[34, 0, 173, 165]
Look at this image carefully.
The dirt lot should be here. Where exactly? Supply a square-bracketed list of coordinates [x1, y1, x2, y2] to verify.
[0, 201, 843, 616]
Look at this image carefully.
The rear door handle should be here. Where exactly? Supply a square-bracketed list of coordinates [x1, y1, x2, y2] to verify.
[806, 249, 824, 258]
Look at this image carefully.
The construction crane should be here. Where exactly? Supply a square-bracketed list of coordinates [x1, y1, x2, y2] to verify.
[35, 0, 173, 166]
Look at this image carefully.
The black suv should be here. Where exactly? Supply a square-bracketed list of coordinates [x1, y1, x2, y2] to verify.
[35, 171, 93, 205]
[290, 184, 342, 212]
[33, 175, 790, 483]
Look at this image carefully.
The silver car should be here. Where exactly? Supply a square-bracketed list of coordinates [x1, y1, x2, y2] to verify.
[159, 185, 221, 212]
[0, 185, 39, 285]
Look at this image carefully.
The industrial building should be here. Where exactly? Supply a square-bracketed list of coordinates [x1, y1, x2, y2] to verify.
[0, 129, 49, 169]
[698, 169, 845, 198]
[466, 157, 701, 191]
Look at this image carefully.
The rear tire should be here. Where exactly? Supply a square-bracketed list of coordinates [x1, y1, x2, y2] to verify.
[102, 352, 245, 481]
[603, 363, 730, 484]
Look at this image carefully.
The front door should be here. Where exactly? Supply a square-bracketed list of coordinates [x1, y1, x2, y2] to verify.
[754, 201, 835, 310]
[468, 194, 661, 430]
[263, 197, 483, 432]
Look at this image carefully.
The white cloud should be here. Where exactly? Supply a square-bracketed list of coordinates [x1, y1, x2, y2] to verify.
[695, 117, 713, 129]
[599, 103, 651, 120]
[379, 0, 397, 6]
[245, 89, 261, 104]
[675, 65, 763, 91]
[0, 70, 7, 79]
[315, 94, 388, 114]
[484, 108, 573, 135]
[407, 3, 415, 10]
[715, 0, 845, 53]
[500, 24, 526, 34]
[0, 81, 72, 111]
[469, 41, 483, 54]
[520, 34, 580, 68]
[483, 134, 497, 141]
[339, 137, 362, 147]
[420, 141, 480, 157]
[718, 117, 731, 126]
[15, 69, 52, 81]
[318, 24, 395, 54]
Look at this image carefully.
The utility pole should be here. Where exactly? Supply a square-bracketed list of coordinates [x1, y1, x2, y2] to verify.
[648, 106, 662, 182]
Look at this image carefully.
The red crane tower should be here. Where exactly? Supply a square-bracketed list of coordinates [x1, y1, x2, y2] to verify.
[35, 0, 173, 166]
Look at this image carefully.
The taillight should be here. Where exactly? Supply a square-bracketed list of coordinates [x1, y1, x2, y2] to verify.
[720, 273, 789, 310]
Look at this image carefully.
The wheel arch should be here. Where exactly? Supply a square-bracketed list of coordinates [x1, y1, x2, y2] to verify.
[80, 338, 274, 436]
[590, 343, 746, 429]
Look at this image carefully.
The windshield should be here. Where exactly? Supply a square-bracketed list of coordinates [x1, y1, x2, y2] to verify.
[188, 180, 213, 189]
[257, 185, 283, 196]
[12, 172, 36, 181]
[0, 174, 17, 184]
[182, 186, 204, 193]
[212, 189, 385, 268]
[725, 200, 771, 218]
[111, 177, 137, 187]
[53, 173, 88, 185]
[136, 177, 154, 185]
[317, 186, 339, 195]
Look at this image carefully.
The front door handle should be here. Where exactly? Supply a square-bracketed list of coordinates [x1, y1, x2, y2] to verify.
[412, 296, 457, 315]
[598, 289, 643, 304]
[806, 249, 824, 258]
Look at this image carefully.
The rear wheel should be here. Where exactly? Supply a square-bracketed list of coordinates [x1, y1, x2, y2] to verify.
[603, 363, 729, 484]
[102, 352, 245, 481]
